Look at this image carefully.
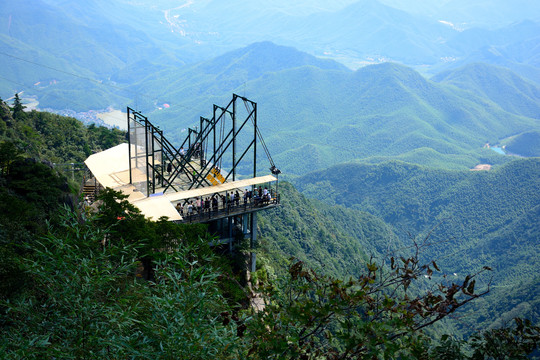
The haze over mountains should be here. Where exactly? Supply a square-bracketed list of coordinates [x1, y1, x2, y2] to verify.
[1, 0, 539, 108]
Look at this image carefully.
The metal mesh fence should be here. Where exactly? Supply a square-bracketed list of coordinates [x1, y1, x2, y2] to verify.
[129, 110, 149, 196]
[128, 109, 167, 197]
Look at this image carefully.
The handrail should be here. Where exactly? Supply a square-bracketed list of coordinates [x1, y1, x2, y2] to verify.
[176, 196, 280, 224]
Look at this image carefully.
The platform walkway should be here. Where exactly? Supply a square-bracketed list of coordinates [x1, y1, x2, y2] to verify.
[84, 144, 279, 222]
[176, 196, 280, 224]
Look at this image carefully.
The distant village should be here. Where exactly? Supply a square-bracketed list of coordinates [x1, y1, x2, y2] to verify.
[40, 108, 127, 130]
[41, 108, 104, 126]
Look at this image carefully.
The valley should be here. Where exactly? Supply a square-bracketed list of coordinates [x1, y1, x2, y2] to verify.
[162, 0, 194, 36]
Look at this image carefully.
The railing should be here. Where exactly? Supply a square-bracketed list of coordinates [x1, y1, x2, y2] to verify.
[80, 166, 101, 202]
[176, 195, 280, 224]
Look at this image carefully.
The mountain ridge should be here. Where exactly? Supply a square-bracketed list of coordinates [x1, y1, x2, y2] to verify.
[132, 46, 539, 175]
[2, 0, 539, 110]
[432, 62, 540, 119]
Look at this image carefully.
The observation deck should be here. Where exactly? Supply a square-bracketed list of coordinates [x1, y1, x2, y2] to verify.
[84, 94, 281, 234]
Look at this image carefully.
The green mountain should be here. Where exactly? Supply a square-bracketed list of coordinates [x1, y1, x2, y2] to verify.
[0, 0, 187, 110]
[504, 130, 540, 157]
[432, 63, 540, 119]
[0, 0, 184, 72]
[432, 63, 540, 157]
[257, 182, 401, 279]
[294, 159, 540, 331]
[133, 41, 348, 108]
[250, 62, 536, 173]
[136, 47, 538, 175]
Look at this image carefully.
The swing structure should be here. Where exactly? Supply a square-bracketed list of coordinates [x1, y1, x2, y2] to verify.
[84, 94, 281, 270]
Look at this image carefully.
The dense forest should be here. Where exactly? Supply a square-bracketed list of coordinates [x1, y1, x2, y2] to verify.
[0, 100, 538, 358]
[295, 159, 540, 334]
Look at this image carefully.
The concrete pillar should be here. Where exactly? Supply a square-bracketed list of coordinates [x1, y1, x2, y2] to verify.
[243, 214, 249, 234]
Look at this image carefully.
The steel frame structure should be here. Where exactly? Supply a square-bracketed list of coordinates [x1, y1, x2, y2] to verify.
[127, 94, 261, 197]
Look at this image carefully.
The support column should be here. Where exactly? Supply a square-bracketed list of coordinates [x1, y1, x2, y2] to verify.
[228, 216, 233, 252]
[253, 101, 257, 179]
[232, 95, 236, 181]
[243, 214, 249, 234]
[250, 213, 258, 273]
[127, 108, 132, 184]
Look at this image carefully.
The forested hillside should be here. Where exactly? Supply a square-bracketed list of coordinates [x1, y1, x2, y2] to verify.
[256, 182, 400, 279]
[432, 62, 540, 119]
[249, 61, 536, 173]
[295, 159, 540, 333]
[0, 97, 125, 298]
[504, 131, 540, 157]
[1, 104, 537, 358]
[0, 96, 125, 163]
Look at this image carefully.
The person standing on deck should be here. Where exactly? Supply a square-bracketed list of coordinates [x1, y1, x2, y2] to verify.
[197, 197, 202, 213]
[187, 201, 193, 221]
[235, 190, 240, 206]
[175, 202, 183, 215]
[212, 195, 218, 212]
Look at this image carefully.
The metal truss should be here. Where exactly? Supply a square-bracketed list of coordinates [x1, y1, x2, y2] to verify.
[127, 94, 263, 197]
